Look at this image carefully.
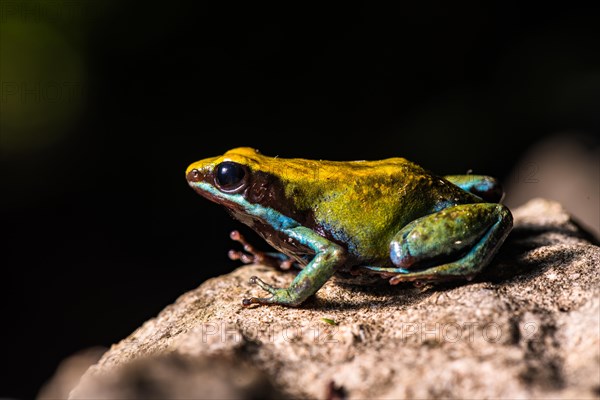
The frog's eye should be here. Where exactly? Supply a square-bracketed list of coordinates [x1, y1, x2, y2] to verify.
[215, 161, 247, 191]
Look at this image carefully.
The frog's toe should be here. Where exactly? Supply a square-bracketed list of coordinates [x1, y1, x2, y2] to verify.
[242, 296, 266, 307]
[240, 294, 282, 307]
[229, 249, 255, 264]
[248, 276, 279, 294]
[229, 231, 264, 264]
[242, 287, 300, 307]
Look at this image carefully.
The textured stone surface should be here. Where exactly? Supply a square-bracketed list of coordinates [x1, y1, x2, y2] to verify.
[63, 198, 599, 399]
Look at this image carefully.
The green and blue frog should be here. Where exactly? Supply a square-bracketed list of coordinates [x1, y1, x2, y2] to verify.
[186, 147, 512, 307]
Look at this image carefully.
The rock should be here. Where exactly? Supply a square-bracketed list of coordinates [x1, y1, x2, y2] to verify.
[66, 198, 599, 399]
[66, 353, 282, 400]
[38, 347, 105, 400]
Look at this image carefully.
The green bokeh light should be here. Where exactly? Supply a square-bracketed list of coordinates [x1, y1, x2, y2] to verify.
[1, 19, 85, 155]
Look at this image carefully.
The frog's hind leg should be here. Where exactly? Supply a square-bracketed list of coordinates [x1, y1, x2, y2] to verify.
[388, 203, 512, 284]
[444, 175, 503, 203]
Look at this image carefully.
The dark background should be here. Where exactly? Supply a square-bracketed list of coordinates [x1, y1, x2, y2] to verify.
[2, 2, 599, 398]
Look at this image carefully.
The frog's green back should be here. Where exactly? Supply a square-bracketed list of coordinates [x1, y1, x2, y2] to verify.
[210, 147, 477, 261]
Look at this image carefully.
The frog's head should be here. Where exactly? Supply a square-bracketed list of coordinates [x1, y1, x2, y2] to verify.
[186, 147, 299, 221]
[187, 147, 261, 201]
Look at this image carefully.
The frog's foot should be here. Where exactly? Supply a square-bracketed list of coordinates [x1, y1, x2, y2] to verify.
[444, 174, 504, 203]
[228, 230, 294, 270]
[242, 226, 346, 307]
[388, 203, 512, 285]
[248, 275, 278, 294]
[242, 276, 299, 307]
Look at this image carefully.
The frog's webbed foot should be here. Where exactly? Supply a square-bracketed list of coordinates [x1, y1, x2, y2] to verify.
[228, 230, 294, 270]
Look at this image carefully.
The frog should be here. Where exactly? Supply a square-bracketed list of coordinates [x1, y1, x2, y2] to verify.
[186, 147, 513, 307]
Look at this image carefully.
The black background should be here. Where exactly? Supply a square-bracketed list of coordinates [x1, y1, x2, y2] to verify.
[2, 2, 600, 398]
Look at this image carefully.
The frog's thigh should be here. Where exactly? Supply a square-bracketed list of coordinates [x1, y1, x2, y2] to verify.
[444, 175, 503, 202]
[389, 203, 512, 283]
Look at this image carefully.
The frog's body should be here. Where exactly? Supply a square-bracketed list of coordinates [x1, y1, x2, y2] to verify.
[186, 147, 512, 307]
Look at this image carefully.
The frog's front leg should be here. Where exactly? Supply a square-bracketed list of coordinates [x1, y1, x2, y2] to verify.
[243, 226, 346, 307]
[444, 175, 503, 203]
[388, 203, 512, 284]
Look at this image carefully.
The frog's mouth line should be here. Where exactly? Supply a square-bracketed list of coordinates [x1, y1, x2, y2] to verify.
[188, 181, 247, 214]
[188, 179, 299, 227]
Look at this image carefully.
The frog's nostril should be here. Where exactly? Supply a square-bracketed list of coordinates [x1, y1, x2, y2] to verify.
[187, 168, 201, 182]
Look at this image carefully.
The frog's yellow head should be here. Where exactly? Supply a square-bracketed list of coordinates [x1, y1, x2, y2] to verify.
[186, 147, 313, 229]
[186, 147, 261, 200]
[186, 147, 301, 212]
[186, 147, 262, 181]
[186, 146, 324, 198]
